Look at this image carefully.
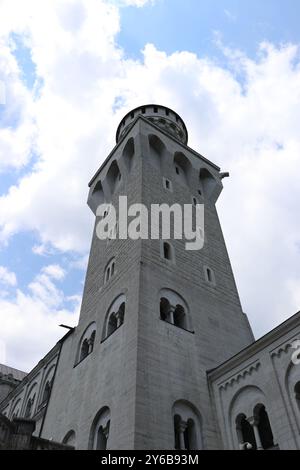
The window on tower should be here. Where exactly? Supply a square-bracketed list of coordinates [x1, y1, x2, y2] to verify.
[173, 401, 202, 450]
[159, 290, 192, 332]
[102, 295, 126, 342]
[104, 258, 116, 284]
[24, 394, 36, 419]
[163, 177, 173, 192]
[41, 380, 52, 406]
[204, 266, 216, 286]
[89, 407, 111, 450]
[161, 241, 175, 264]
[75, 323, 96, 366]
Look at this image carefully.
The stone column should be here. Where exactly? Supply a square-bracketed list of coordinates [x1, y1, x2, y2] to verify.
[248, 416, 263, 450]
[168, 306, 175, 325]
[178, 420, 188, 450]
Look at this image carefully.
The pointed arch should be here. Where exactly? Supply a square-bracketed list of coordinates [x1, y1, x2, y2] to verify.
[174, 152, 192, 186]
[106, 160, 122, 195]
[148, 134, 167, 171]
[199, 168, 218, 199]
[123, 137, 135, 172]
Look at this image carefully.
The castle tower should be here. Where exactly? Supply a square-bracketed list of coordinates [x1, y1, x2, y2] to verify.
[40, 104, 254, 450]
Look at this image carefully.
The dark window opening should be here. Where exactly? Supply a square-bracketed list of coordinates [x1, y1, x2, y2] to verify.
[258, 406, 274, 450]
[153, 106, 158, 113]
[239, 415, 256, 450]
[107, 314, 118, 337]
[174, 415, 181, 450]
[96, 421, 110, 450]
[176, 167, 180, 175]
[173, 305, 186, 329]
[42, 381, 51, 405]
[80, 339, 89, 362]
[141, 107, 146, 114]
[163, 242, 171, 260]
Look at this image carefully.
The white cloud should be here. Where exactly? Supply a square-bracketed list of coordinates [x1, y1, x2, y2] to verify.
[0, 0, 299, 370]
[0, 266, 17, 286]
[0, 264, 79, 371]
[0, 40, 36, 172]
[42, 264, 66, 280]
[121, 0, 154, 5]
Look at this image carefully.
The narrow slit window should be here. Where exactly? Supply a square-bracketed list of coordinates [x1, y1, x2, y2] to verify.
[164, 242, 171, 260]
[163, 178, 172, 192]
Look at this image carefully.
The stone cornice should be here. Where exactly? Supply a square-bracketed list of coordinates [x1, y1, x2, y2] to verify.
[218, 361, 261, 391]
[208, 311, 300, 382]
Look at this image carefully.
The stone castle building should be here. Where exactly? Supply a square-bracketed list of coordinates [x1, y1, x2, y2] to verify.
[0, 105, 300, 450]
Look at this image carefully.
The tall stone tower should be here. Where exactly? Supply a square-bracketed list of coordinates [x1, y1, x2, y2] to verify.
[40, 104, 254, 450]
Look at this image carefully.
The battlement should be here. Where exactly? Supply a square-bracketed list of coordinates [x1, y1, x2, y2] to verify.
[116, 104, 188, 145]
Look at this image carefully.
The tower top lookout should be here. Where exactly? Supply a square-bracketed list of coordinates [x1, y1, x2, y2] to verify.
[116, 104, 188, 145]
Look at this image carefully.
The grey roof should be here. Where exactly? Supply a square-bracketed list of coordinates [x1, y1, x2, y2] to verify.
[0, 363, 27, 382]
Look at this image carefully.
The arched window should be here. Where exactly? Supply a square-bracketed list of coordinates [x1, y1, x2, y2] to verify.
[160, 289, 190, 331]
[80, 339, 89, 362]
[41, 380, 52, 405]
[236, 414, 256, 450]
[253, 404, 275, 450]
[62, 430, 76, 448]
[102, 295, 126, 341]
[76, 322, 96, 365]
[104, 258, 116, 284]
[89, 407, 111, 450]
[173, 401, 202, 450]
[295, 382, 300, 412]
[25, 396, 35, 418]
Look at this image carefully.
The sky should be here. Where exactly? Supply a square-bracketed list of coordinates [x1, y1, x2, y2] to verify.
[0, 0, 300, 372]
